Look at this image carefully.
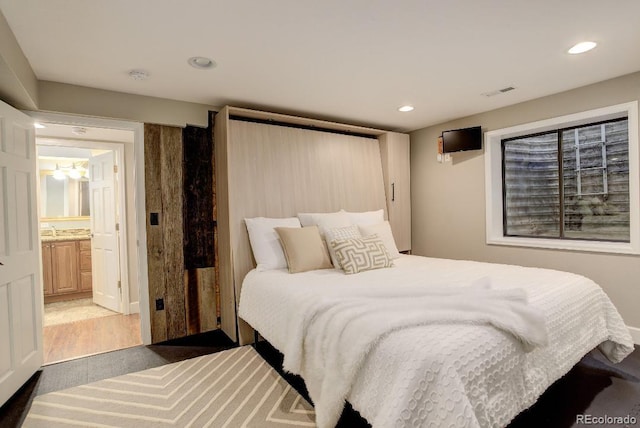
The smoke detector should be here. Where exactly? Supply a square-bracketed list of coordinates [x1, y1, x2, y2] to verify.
[71, 127, 87, 135]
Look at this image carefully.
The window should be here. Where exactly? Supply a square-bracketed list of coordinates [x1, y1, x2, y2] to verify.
[503, 118, 629, 242]
[485, 102, 639, 254]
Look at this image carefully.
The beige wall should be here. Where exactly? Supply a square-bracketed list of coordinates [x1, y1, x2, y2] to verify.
[38, 81, 217, 128]
[0, 9, 37, 109]
[410, 71, 640, 329]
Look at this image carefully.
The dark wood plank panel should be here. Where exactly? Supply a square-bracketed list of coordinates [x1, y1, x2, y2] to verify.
[183, 117, 217, 335]
[146, 121, 218, 342]
[160, 126, 186, 340]
[144, 124, 167, 343]
[183, 125, 214, 269]
[184, 269, 200, 335]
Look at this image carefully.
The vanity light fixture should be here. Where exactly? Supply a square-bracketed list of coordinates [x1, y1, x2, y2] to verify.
[68, 163, 82, 180]
[568, 41, 597, 54]
[398, 105, 414, 112]
[53, 164, 66, 180]
[188, 56, 216, 69]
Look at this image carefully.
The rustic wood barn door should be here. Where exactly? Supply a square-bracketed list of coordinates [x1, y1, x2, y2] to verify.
[143, 118, 217, 344]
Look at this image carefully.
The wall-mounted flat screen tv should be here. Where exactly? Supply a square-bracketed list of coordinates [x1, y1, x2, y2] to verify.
[441, 126, 482, 153]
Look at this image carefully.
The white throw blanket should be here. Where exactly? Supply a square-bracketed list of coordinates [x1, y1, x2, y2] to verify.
[282, 280, 549, 428]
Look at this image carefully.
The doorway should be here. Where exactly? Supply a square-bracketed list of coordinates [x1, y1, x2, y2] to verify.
[33, 121, 145, 364]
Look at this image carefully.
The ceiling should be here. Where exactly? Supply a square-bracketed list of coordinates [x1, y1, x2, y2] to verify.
[1, 1, 640, 131]
[37, 146, 92, 159]
[35, 123, 134, 143]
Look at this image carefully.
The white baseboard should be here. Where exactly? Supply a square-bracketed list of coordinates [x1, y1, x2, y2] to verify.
[129, 301, 140, 314]
[627, 325, 640, 345]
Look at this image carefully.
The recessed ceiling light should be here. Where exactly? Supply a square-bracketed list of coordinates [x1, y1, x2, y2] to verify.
[188, 56, 216, 69]
[568, 41, 597, 54]
[398, 105, 414, 112]
[34, 123, 46, 129]
[129, 69, 150, 80]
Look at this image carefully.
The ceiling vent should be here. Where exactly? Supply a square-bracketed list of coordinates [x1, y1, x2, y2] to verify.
[128, 69, 150, 80]
[482, 86, 516, 97]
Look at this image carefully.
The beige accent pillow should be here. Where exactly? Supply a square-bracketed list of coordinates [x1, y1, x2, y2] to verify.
[275, 226, 333, 273]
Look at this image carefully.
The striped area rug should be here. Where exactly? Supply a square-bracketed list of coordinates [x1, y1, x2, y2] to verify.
[24, 346, 316, 427]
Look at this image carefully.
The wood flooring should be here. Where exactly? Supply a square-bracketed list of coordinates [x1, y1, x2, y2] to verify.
[43, 313, 142, 364]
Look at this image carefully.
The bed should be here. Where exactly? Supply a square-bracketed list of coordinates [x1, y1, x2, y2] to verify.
[213, 107, 634, 427]
[238, 254, 634, 428]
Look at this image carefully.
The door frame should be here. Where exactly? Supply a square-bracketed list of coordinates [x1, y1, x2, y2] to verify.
[39, 140, 127, 313]
[26, 111, 151, 345]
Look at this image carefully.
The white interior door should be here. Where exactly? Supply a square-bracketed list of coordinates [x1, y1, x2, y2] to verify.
[0, 100, 43, 406]
[89, 151, 121, 312]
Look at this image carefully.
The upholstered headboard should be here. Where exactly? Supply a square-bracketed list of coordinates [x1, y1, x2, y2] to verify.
[215, 107, 390, 344]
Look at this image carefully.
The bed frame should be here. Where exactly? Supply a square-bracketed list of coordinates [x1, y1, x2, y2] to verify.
[214, 106, 404, 344]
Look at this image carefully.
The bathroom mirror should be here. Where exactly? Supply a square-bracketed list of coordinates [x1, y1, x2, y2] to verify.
[40, 172, 90, 219]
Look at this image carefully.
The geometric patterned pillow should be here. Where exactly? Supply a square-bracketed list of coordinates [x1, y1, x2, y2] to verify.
[325, 225, 362, 268]
[331, 234, 394, 275]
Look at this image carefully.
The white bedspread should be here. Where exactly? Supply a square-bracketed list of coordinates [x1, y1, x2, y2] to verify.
[238, 255, 634, 428]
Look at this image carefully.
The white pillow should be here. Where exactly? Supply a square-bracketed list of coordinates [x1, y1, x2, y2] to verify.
[342, 209, 384, 226]
[298, 211, 352, 237]
[325, 225, 362, 268]
[298, 211, 347, 227]
[245, 217, 301, 271]
[358, 221, 401, 259]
